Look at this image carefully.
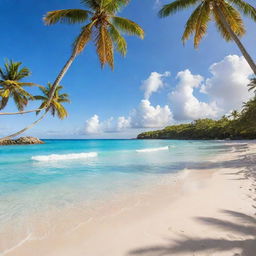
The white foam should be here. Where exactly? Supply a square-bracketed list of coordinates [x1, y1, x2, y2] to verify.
[136, 146, 170, 153]
[31, 152, 98, 162]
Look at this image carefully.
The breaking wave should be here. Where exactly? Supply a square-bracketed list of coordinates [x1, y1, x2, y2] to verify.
[136, 146, 171, 153]
[31, 152, 98, 161]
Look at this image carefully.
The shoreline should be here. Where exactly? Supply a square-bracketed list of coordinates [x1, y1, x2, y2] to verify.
[2, 142, 256, 256]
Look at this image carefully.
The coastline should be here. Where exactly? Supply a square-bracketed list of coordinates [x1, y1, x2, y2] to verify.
[2, 142, 256, 256]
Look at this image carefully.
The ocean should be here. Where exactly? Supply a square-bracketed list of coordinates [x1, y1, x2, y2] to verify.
[0, 139, 246, 253]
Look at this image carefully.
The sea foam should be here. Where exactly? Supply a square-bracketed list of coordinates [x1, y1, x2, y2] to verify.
[136, 146, 170, 153]
[31, 152, 98, 161]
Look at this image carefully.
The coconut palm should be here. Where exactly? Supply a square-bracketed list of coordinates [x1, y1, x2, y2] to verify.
[229, 109, 240, 120]
[0, 60, 36, 111]
[248, 77, 256, 92]
[34, 83, 70, 119]
[0, 84, 70, 141]
[43, 0, 144, 106]
[159, 0, 256, 74]
[0, 0, 144, 117]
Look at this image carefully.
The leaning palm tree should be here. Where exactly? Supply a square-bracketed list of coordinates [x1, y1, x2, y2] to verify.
[0, 84, 70, 141]
[43, 0, 144, 107]
[0, 60, 36, 111]
[0, 0, 144, 116]
[159, 0, 256, 74]
[35, 83, 70, 119]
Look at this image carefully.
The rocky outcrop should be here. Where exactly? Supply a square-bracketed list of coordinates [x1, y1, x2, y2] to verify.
[0, 136, 44, 145]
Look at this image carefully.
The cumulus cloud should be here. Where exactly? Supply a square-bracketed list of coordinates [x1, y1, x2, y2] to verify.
[116, 116, 131, 130]
[83, 100, 172, 134]
[141, 71, 170, 100]
[84, 115, 101, 134]
[169, 69, 219, 121]
[82, 55, 253, 136]
[201, 55, 253, 113]
[130, 99, 172, 128]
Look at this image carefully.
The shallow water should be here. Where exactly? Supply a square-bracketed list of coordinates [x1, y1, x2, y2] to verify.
[0, 139, 246, 253]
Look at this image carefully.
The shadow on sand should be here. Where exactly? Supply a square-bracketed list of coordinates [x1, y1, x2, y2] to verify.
[129, 145, 256, 256]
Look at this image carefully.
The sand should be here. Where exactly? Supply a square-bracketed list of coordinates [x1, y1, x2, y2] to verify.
[3, 142, 256, 256]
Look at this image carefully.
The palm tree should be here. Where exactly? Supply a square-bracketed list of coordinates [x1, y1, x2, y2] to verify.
[43, 0, 144, 108]
[248, 77, 256, 92]
[35, 83, 70, 119]
[159, 0, 256, 75]
[0, 60, 36, 111]
[0, 0, 144, 116]
[229, 109, 240, 120]
[0, 84, 70, 141]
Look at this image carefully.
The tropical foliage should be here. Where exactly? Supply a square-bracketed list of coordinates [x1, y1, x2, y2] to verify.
[42, 0, 144, 109]
[0, 60, 36, 111]
[34, 83, 70, 119]
[44, 0, 144, 69]
[159, 0, 256, 74]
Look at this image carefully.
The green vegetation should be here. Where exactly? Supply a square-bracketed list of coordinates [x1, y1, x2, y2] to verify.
[43, 0, 144, 111]
[35, 83, 70, 120]
[0, 60, 38, 111]
[159, 0, 256, 74]
[0, 0, 144, 140]
[138, 82, 256, 140]
[1, 83, 70, 141]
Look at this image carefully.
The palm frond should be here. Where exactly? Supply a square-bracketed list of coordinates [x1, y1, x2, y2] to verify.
[13, 93, 28, 111]
[54, 101, 68, 119]
[182, 3, 203, 44]
[73, 22, 94, 54]
[0, 97, 9, 110]
[108, 23, 127, 56]
[81, 0, 100, 10]
[95, 25, 114, 68]
[213, 1, 245, 41]
[228, 0, 256, 21]
[159, 0, 200, 17]
[248, 77, 256, 92]
[104, 0, 130, 13]
[44, 9, 91, 25]
[193, 2, 211, 48]
[111, 16, 144, 39]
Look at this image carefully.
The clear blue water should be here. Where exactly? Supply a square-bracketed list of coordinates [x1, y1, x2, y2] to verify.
[0, 140, 235, 206]
[0, 139, 245, 251]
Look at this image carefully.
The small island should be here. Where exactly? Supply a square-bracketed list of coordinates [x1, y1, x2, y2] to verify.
[0, 136, 44, 146]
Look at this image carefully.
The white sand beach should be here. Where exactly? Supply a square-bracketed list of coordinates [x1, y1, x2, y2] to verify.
[3, 142, 256, 256]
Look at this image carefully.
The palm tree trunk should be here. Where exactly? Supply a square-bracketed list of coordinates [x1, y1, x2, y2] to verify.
[47, 52, 77, 106]
[0, 111, 48, 141]
[0, 52, 77, 116]
[216, 6, 256, 75]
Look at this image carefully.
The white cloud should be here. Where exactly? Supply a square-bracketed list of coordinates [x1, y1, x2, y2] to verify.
[130, 99, 172, 128]
[117, 116, 131, 130]
[83, 99, 172, 134]
[201, 55, 253, 113]
[141, 71, 170, 100]
[169, 69, 219, 121]
[84, 115, 101, 134]
[82, 55, 253, 136]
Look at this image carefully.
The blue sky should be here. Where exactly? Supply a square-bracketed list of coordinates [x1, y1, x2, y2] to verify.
[0, 0, 255, 138]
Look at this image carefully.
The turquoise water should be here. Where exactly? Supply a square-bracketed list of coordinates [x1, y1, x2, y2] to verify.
[0, 139, 242, 247]
[0, 139, 237, 204]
